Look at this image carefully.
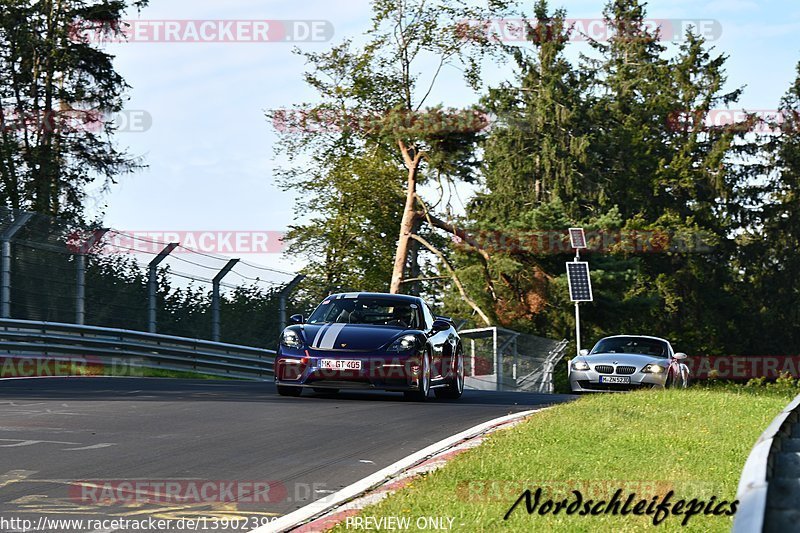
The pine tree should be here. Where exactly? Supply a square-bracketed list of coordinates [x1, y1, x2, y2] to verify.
[0, 0, 147, 220]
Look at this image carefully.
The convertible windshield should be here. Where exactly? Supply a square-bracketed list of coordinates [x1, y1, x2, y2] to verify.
[591, 337, 668, 358]
[308, 297, 421, 328]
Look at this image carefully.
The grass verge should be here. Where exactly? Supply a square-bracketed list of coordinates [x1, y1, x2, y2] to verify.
[330, 388, 795, 532]
[67, 363, 235, 380]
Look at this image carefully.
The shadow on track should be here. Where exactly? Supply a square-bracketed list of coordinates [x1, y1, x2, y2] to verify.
[0, 377, 576, 407]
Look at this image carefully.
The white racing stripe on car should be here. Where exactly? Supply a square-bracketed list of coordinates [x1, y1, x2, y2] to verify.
[312, 324, 330, 349]
[319, 323, 347, 350]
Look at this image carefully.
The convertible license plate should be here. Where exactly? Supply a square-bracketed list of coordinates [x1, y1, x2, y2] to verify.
[320, 359, 362, 370]
[599, 376, 631, 384]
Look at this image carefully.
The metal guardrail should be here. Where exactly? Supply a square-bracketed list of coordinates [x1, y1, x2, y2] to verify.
[0, 318, 275, 380]
[516, 339, 569, 393]
[733, 393, 800, 533]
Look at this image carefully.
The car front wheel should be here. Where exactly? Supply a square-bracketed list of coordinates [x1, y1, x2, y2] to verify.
[435, 350, 464, 400]
[404, 352, 431, 402]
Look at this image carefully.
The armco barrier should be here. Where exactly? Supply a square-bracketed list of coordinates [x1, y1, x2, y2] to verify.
[0, 318, 275, 380]
[732, 393, 800, 532]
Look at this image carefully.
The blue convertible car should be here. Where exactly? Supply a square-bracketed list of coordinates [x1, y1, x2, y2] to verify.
[274, 292, 464, 401]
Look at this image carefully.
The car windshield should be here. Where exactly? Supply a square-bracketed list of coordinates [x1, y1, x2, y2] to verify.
[308, 297, 421, 328]
[591, 337, 668, 358]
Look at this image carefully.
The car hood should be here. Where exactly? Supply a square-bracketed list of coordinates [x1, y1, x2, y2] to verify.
[580, 353, 667, 367]
[298, 323, 410, 351]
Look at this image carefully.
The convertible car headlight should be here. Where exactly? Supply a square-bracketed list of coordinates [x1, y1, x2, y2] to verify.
[642, 363, 665, 374]
[281, 330, 304, 349]
[571, 360, 590, 372]
[387, 334, 417, 352]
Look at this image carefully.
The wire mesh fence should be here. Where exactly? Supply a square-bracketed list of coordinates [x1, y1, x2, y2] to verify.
[460, 327, 568, 392]
[0, 207, 299, 349]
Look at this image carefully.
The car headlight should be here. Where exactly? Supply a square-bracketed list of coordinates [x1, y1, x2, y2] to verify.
[281, 330, 303, 349]
[387, 334, 417, 352]
[571, 360, 590, 372]
[642, 363, 665, 374]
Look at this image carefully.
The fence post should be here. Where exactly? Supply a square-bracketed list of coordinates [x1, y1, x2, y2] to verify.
[75, 229, 107, 325]
[212, 259, 239, 342]
[0, 213, 32, 318]
[493, 327, 501, 391]
[278, 274, 305, 331]
[148, 243, 179, 333]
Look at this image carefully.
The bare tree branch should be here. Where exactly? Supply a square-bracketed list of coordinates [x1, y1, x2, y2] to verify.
[410, 233, 492, 326]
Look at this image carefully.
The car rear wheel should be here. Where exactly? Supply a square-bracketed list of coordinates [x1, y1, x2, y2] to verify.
[404, 352, 430, 402]
[435, 350, 464, 400]
[277, 385, 302, 397]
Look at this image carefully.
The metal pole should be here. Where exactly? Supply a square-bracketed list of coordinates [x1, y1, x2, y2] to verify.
[575, 302, 581, 357]
[147, 243, 179, 333]
[76, 254, 86, 324]
[1, 240, 11, 319]
[75, 229, 108, 326]
[0, 213, 32, 318]
[278, 274, 306, 331]
[470, 340, 475, 377]
[212, 259, 239, 342]
[574, 249, 581, 356]
[512, 338, 518, 382]
[493, 327, 501, 391]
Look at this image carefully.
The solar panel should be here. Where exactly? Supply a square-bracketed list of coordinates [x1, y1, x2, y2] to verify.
[569, 228, 587, 249]
[566, 262, 593, 302]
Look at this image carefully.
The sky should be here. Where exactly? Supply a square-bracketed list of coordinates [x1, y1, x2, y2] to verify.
[91, 0, 800, 283]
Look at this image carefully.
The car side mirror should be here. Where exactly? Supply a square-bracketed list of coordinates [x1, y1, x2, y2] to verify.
[289, 314, 304, 325]
[674, 352, 687, 360]
[579, 349, 590, 356]
[432, 319, 450, 332]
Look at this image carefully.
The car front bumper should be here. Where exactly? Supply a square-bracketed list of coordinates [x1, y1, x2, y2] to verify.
[569, 369, 667, 393]
[274, 350, 423, 391]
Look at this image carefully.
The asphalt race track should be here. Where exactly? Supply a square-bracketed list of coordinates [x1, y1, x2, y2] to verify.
[0, 378, 573, 532]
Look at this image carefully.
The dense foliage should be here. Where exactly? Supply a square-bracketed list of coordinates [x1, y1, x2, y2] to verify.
[275, 0, 800, 356]
[0, 0, 147, 220]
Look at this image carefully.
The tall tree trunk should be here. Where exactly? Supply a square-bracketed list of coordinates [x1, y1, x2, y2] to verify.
[389, 140, 422, 293]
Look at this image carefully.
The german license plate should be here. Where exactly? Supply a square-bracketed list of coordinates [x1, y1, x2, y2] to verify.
[599, 376, 630, 384]
[320, 359, 361, 370]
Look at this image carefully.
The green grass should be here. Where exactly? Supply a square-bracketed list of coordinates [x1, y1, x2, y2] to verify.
[68, 363, 235, 380]
[330, 388, 796, 532]
[137, 367, 236, 380]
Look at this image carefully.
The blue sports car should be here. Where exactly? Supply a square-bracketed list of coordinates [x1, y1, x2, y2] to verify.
[274, 292, 464, 401]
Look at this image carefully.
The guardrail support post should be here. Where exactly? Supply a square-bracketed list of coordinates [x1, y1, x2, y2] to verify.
[0, 213, 32, 318]
[75, 229, 108, 325]
[148, 243, 179, 333]
[493, 327, 501, 392]
[212, 259, 239, 342]
[278, 274, 305, 331]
